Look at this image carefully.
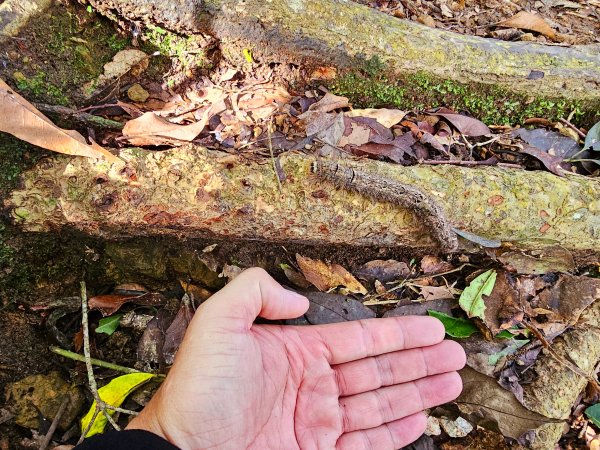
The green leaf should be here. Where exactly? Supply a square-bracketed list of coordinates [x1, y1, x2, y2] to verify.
[81, 372, 153, 438]
[585, 403, 600, 428]
[584, 121, 600, 152]
[488, 339, 529, 365]
[95, 314, 123, 336]
[459, 269, 497, 319]
[427, 310, 479, 338]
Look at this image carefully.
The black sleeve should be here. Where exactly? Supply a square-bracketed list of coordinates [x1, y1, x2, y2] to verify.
[75, 429, 180, 450]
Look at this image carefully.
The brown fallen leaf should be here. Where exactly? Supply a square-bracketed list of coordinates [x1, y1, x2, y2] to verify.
[418, 285, 458, 301]
[457, 367, 560, 440]
[355, 259, 410, 283]
[0, 78, 120, 163]
[308, 92, 350, 113]
[286, 292, 375, 325]
[296, 254, 367, 294]
[497, 11, 557, 40]
[427, 108, 490, 137]
[420, 255, 454, 274]
[88, 292, 166, 316]
[163, 295, 195, 365]
[345, 108, 406, 128]
[122, 94, 226, 145]
[520, 144, 566, 176]
[536, 274, 600, 326]
[481, 271, 524, 335]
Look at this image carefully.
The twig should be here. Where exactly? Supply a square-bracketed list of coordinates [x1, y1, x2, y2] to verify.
[559, 118, 586, 139]
[39, 396, 70, 450]
[267, 122, 283, 193]
[77, 282, 140, 444]
[525, 321, 600, 393]
[50, 346, 164, 378]
[34, 103, 124, 131]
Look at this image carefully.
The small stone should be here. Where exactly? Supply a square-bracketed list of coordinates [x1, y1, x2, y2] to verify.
[520, 33, 537, 41]
[22, 56, 30, 64]
[127, 83, 150, 103]
[7, 371, 85, 431]
[439, 416, 473, 438]
[425, 415, 441, 436]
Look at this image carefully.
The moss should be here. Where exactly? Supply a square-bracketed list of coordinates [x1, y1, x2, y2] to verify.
[143, 24, 210, 70]
[330, 57, 594, 127]
[15, 72, 69, 105]
[0, 3, 136, 106]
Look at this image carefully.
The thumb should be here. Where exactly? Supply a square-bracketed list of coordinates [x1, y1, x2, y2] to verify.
[199, 267, 309, 328]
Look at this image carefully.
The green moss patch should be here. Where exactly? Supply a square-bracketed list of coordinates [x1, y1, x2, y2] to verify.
[329, 58, 597, 127]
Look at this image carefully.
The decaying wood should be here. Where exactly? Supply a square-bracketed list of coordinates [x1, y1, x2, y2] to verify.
[5, 146, 600, 261]
[85, 0, 600, 115]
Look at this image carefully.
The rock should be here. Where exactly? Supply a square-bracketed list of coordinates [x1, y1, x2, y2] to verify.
[127, 83, 149, 103]
[7, 371, 84, 430]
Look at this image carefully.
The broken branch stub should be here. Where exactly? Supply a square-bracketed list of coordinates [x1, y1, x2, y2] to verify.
[5, 146, 600, 262]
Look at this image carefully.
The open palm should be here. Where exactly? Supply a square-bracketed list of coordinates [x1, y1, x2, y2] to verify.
[128, 268, 465, 450]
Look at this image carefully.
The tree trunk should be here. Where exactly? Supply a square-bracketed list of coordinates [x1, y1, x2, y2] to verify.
[84, 0, 600, 124]
[6, 146, 600, 263]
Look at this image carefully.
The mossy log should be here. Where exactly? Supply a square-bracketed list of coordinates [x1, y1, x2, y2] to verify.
[5, 146, 600, 263]
[85, 0, 600, 124]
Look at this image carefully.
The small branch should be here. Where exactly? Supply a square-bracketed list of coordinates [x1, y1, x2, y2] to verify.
[420, 158, 522, 169]
[559, 118, 586, 139]
[77, 282, 140, 444]
[525, 321, 600, 394]
[39, 396, 70, 450]
[34, 103, 124, 131]
[50, 346, 164, 377]
[267, 123, 283, 193]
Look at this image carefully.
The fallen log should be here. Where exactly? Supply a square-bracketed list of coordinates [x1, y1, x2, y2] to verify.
[85, 0, 600, 125]
[6, 146, 600, 263]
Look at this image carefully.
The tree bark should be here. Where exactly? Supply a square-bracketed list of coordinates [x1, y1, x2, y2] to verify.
[6, 146, 600, 263]
[85, 0, 600, 121]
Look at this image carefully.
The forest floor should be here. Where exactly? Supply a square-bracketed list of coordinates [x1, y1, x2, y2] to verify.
[0, 0, 599, 449]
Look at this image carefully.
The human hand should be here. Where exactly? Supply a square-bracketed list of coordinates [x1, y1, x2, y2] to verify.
[127, 268, 466, 449]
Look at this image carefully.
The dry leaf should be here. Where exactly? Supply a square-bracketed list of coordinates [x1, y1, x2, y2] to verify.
[355, 259, 410, 283]
[0, 78, 120, 163]
[345, 108, 406, 128]
[418, 285, 458, 301]
[497, 11, 557, 40]
[163, 296, 194, 365]
[289, 292, 375, 325]
[457, 367, 560, 440]
[296, 254, 367, 294]
[308, 92, 350, 113]
[122, 95, 225, 146]
[427, 108, 490, 137]
[88, 292, 166, 316]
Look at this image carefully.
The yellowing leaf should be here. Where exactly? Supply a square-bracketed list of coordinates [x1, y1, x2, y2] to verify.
[497, 11, 557, 40]
[80, 372, 153, 438]
[0, 78, 120, 163]
[296, 254, 367, 294]
[459, 269, 497, 319]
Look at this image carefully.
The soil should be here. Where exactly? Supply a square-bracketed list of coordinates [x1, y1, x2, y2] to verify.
[355, 0, 600, 45]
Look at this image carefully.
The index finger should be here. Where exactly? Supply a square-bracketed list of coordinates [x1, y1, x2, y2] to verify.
[309, 316, 445, 365]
